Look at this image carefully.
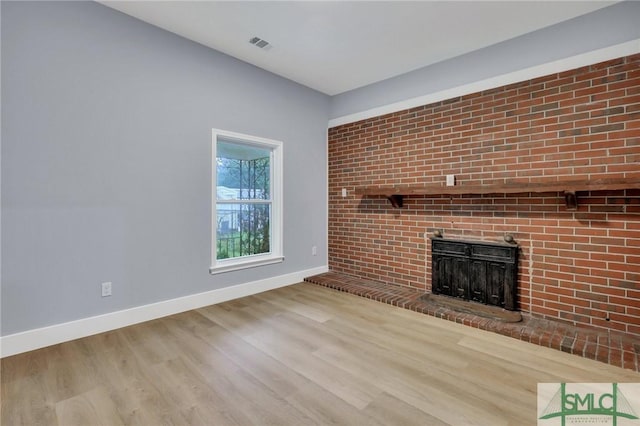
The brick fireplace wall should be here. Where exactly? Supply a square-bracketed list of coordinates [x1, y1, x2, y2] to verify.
[328, 54, 640, 336]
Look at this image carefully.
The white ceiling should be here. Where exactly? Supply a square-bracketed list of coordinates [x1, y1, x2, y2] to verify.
[100, 1, 616, 96]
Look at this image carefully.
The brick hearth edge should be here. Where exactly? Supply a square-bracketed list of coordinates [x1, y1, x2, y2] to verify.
[305, 271, 640, 372]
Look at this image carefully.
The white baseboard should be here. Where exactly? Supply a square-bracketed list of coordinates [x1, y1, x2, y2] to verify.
[0, 265, 329, 358]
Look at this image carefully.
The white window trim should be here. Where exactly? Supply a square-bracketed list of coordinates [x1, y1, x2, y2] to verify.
[210, 129, 284, 274]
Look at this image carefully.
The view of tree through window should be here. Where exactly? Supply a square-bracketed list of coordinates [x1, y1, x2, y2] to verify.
[216, 141, 272, 260]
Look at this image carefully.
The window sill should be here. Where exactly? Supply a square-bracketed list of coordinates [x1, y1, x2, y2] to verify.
[209, 256, 284, 275]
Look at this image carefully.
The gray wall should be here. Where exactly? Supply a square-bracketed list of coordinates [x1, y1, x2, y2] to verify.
[1, 1, 329, 335]
[330, 0, 640, 121]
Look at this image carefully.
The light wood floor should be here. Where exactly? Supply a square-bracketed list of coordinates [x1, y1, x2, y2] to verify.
[2, 282, 639, 425]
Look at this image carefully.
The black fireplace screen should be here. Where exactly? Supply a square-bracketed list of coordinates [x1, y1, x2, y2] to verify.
[431, 238, 518, 311]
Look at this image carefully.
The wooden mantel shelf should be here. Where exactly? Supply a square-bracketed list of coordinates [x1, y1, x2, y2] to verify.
[354, 177, 640, 209]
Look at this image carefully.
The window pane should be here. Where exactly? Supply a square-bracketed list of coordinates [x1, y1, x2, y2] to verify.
[217, 141, 270, 200]
[211, 129, 282, 273]
[216, 203, 271, 260]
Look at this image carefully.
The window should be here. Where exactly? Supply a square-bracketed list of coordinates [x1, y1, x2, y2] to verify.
[210, 129, 283, 273]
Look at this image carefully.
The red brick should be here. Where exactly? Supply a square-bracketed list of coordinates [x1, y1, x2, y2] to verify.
[328, 54, 640, 339]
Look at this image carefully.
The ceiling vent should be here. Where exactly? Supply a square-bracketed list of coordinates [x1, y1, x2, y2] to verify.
[249, 36, 272, 50]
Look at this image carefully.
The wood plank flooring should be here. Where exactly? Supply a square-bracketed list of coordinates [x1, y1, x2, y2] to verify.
[2, 282, 639, 425]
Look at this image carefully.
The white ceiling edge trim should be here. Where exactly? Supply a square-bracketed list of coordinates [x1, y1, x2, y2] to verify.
[328, 39, 640, 129]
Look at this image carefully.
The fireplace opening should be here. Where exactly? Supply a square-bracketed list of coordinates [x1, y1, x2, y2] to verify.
[430, 237, 519, 311]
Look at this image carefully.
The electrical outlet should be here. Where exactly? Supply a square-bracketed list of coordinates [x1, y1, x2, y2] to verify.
[312, 246, 317, 256]
[446, 174, 456, 186]
[101, 281, 112, 297]
[341, 188, 347, 198]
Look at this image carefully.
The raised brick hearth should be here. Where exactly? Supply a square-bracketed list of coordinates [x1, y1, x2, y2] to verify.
[305, 272, 640, 372]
